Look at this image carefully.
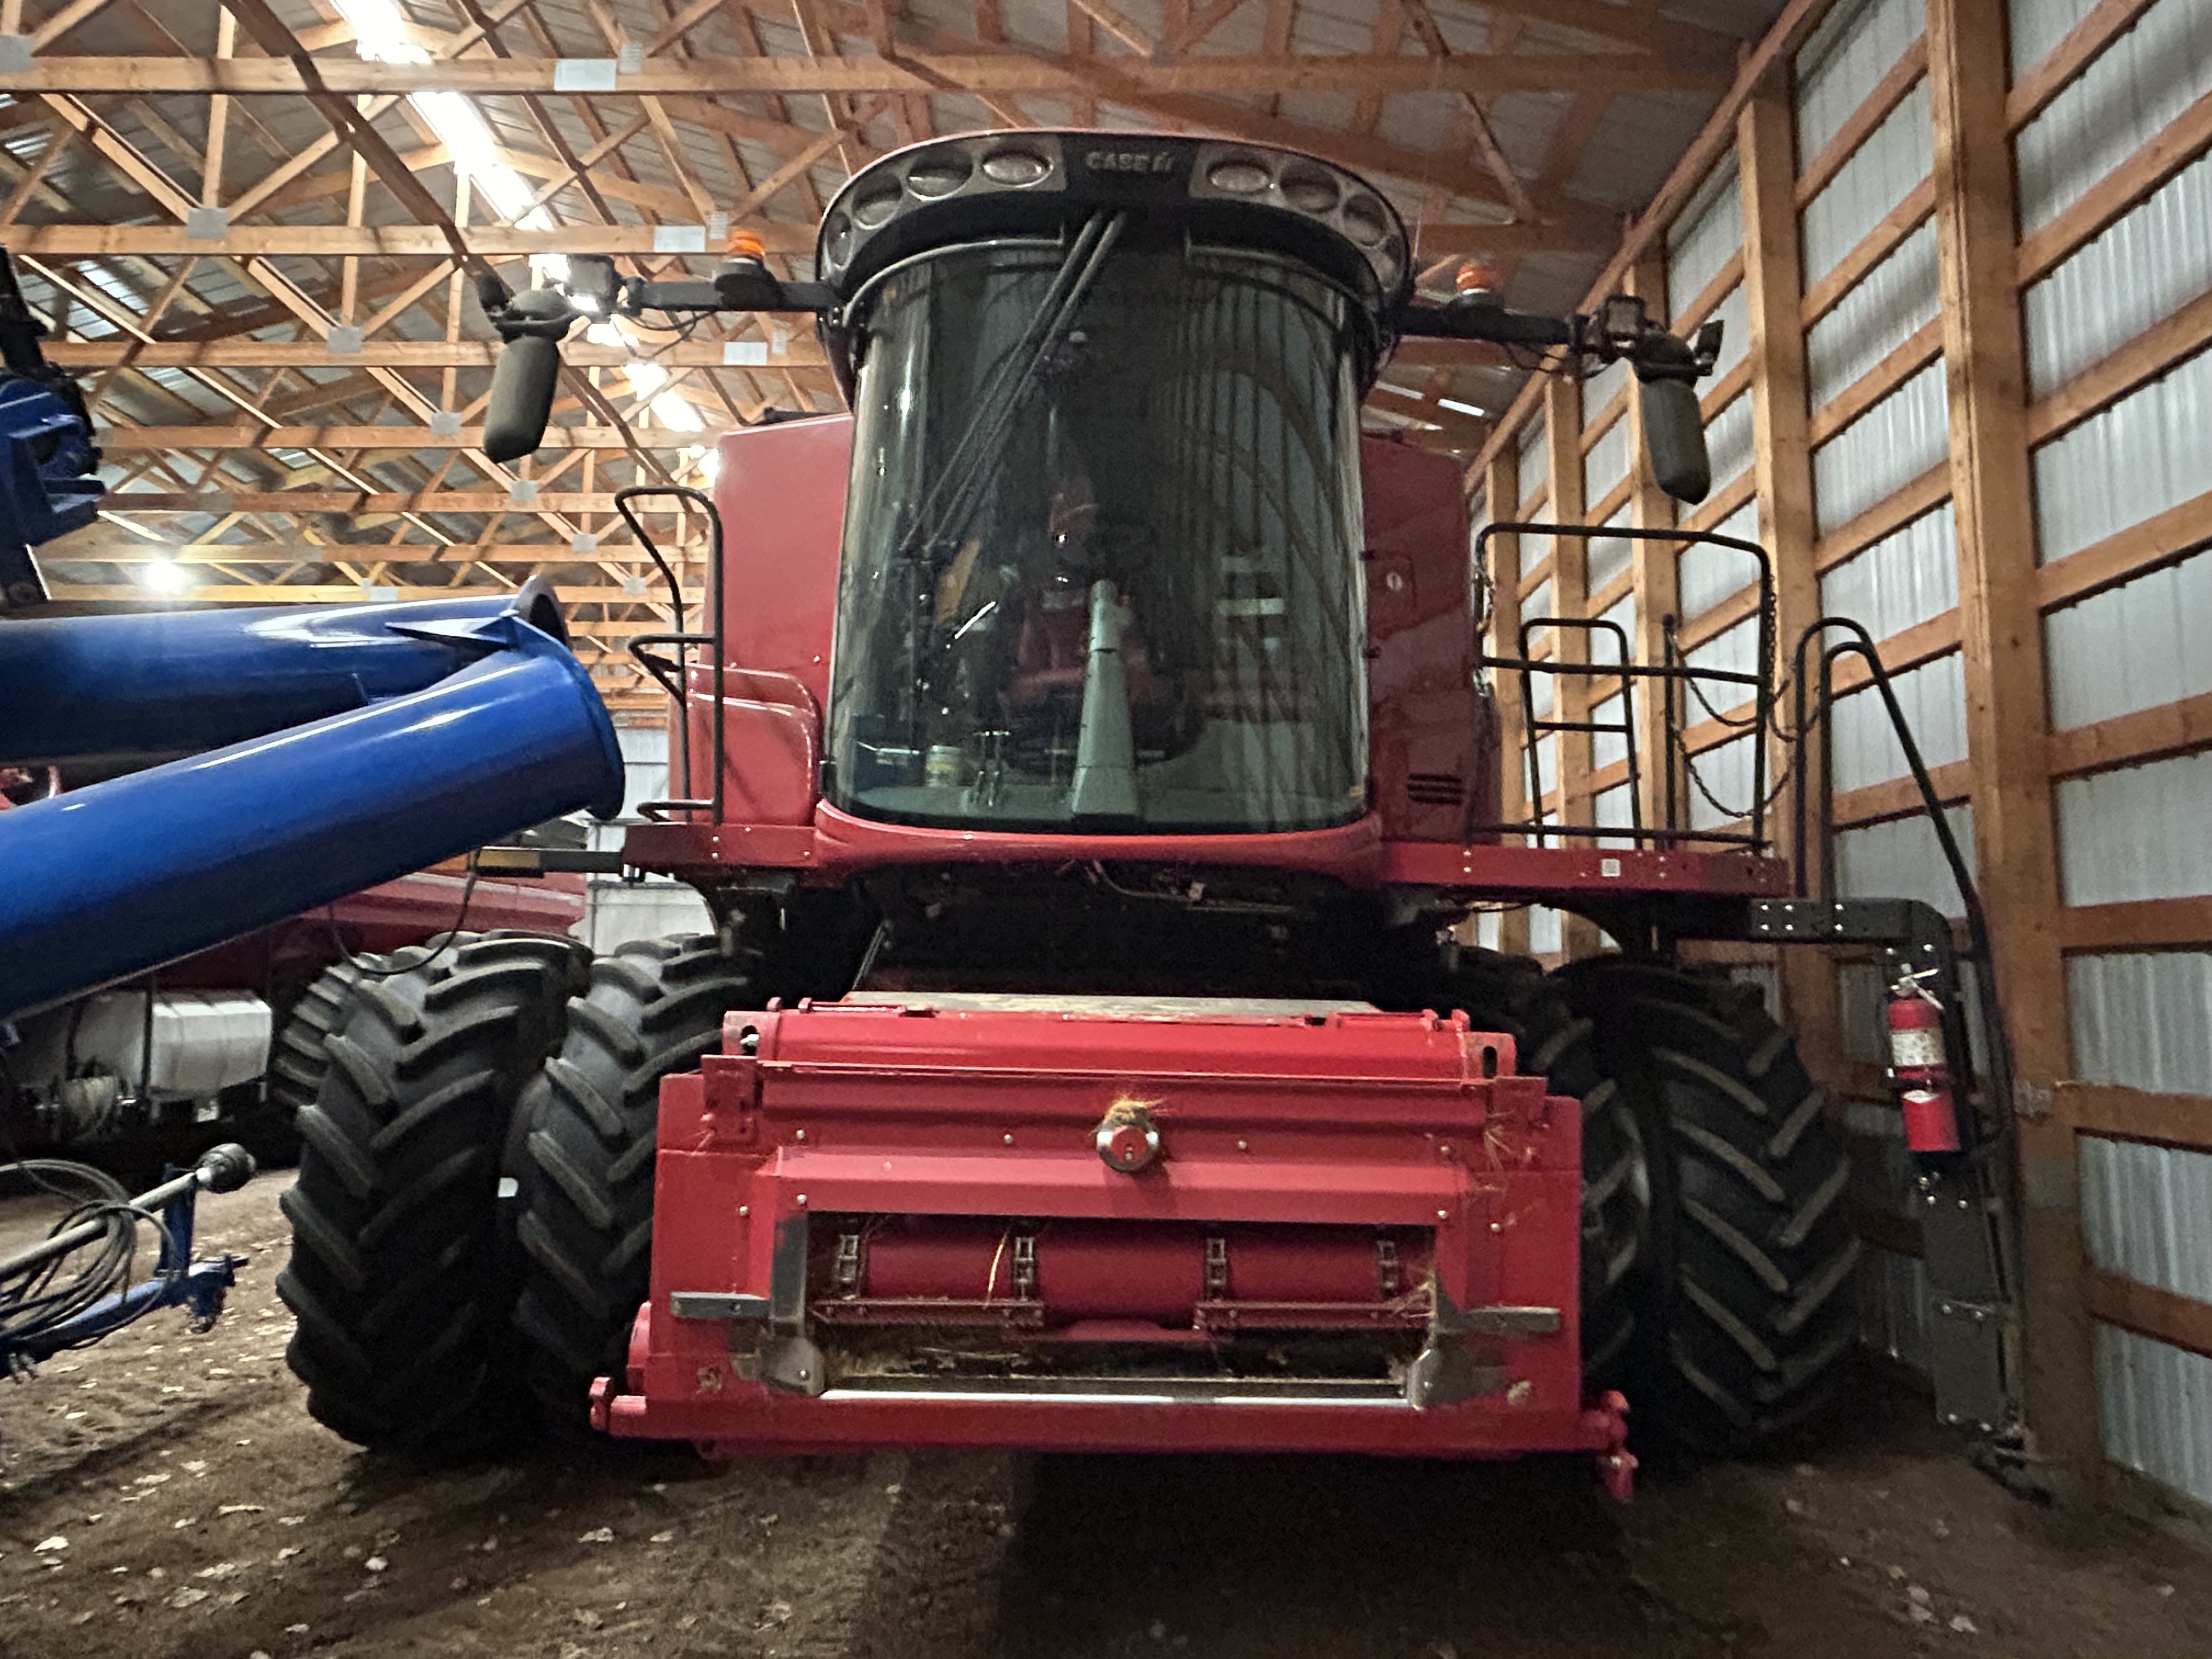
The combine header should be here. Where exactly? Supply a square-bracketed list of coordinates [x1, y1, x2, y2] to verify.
[275, 132, 2021, 1483]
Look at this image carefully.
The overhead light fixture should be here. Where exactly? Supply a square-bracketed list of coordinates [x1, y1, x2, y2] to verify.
[331, 0, 554, 245]
[138, 558, 190, 595]
[1437, 397, 1491, 419]
[621, 358, 705, 431]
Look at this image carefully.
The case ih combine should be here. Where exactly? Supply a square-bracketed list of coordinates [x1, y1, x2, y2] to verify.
[276, 132, 2019, 1483]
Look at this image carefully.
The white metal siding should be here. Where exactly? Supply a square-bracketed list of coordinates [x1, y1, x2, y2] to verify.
[1588, 510, 1634, 596]
[1592, 696, 1630, 772]
[1583, 418, 1630, 507]
[1813, 359, 1950, 537]
[1833, 804, 1976, 917]
[1801, 82, 1933, 288]
[1705, 390, 1756, 495]
[1595, 782, 1635, 846]
[1688, 614, 1760, 686]
[2045, 545, 2212, 729]
[1530, 905, 1563, 955]
[1522, 577, 1554, 648]
[2023, 146, 2212, 397]
[1688, 732, 1757, 830]
[1584, 356, 1630, 424]
[2008, 0, 2098, 80]
[2097, 1323, 2212, 1511]
[1820, 502, 1960, 642]
[1830, 650, 1969, 793]
[1797, 0, 1926, 163]
[2081, 1136, 2212, 1304]
[2030, 344, 2212, 565]
[1678, 503, 1763, 618]
[2058, 749, 2212, 904]
[1806, 220, 1941, 413]
[2069, 950, 2212, 1094]
[1517, 411, 1548, 496]
[575, 881, 714, 954]
[1706, 280, 1751, 381]
[1667, 157, 1743, 312]
[2014, 0, 2212, 234]
[1597, 591, 1637, 668]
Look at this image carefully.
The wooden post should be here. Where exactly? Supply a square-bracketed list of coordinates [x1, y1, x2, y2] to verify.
[1485, 450, 1531, 956]
[1624, 250, 1680, 834]
[1927, 0, 2100, 1486]
[1738, 83, 1844, 1066]
[1544, 374, 1601, 957]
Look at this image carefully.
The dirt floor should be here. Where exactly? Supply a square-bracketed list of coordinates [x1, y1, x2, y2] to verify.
[0, 1173, 2207, 1659]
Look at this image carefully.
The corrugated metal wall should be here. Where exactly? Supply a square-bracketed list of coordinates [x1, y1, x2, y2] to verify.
[2013, 0, 2212, 1517]
[1474, 0, 2212, 1513]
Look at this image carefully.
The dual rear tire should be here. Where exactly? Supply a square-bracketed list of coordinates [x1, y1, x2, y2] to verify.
[1407, 945, 1858, 1453]
[278, 932, 757, 1455]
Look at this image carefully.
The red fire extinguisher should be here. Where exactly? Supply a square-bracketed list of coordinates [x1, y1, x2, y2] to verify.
[1886, 973, 1962, 1154]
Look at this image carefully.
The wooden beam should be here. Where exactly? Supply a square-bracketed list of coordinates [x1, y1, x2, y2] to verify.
[1739, 86, 1843, 1065]
[44, 588, 701, 618]
[1483, 449, 1531, 956]
[1471, 0, 1850, 479]
[2016, 86, 2212, 286]
[99, 424, 731, 450]
[2058, 1081, 2212, 1151]
[2028, 281, 2212, 450]
[95, 490, 694, 513]
[1801, 177, 1935, 326]
[1929, 0, 2099, 1484]
[2061, 896, 2212, 952]
[2085, 1270, 2212, 1363]
[0, 223, 816, 257]
[0, 53, 1728, 97]
[1623, 251, 1680, 833]
[42, 340, 824, 369]
[2034, 488, 2212, 613]
[2050, 685, 2212, 781]
[0, 218, 1589, 261]
[1794, 35, 1926, 208]
[2006, 0, 2162, 132]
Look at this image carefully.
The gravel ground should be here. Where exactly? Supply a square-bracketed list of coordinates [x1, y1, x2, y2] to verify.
[0, 1172, 2205, 1659]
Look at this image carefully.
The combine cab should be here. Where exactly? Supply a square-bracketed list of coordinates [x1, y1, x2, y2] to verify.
[280, 133, 2020, 1479]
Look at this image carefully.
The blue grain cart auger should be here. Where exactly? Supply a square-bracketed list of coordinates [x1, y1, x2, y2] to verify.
[0, 247, 627, 1370]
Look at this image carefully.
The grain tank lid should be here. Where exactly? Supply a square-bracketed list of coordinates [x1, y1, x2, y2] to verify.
[815, 132, 1412, 318]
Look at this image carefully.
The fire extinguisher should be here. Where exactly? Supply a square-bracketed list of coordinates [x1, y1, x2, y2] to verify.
[1886, 972, 1962, 1154]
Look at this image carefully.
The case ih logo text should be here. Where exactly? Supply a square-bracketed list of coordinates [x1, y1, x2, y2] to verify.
[1085, 149, 1177, 173]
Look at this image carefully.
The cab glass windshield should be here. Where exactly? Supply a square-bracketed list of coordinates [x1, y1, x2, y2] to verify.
[828, 240, 1368, 833]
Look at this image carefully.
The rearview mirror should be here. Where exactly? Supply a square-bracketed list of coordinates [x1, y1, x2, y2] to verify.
[1639, 376, 1712, 504]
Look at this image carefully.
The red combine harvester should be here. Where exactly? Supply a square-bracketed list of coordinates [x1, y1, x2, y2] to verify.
[281, 133, 2019, 1483]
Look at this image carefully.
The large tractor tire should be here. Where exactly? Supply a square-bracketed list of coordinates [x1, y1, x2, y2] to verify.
[509, 934, 762, 1433]
[277, 932, 590, 1458]
[1560, 960, 1859, 1454]
[1400, 944, 1644, 1381]
[244, 958, 373, 1165]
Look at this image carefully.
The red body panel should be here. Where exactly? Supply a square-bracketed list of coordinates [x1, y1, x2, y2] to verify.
[627, 419, 1739, 898]
[594, 1001, 1630, 1462]
[1362, 438, 1498, 842]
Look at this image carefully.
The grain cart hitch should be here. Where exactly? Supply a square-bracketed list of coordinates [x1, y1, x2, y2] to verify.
[0, 1142, 256, 1383]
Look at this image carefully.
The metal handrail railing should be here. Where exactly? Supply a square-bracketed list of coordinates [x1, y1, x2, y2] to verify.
[1472, 521, 1774, 851]
[613, 484, 725, 825]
